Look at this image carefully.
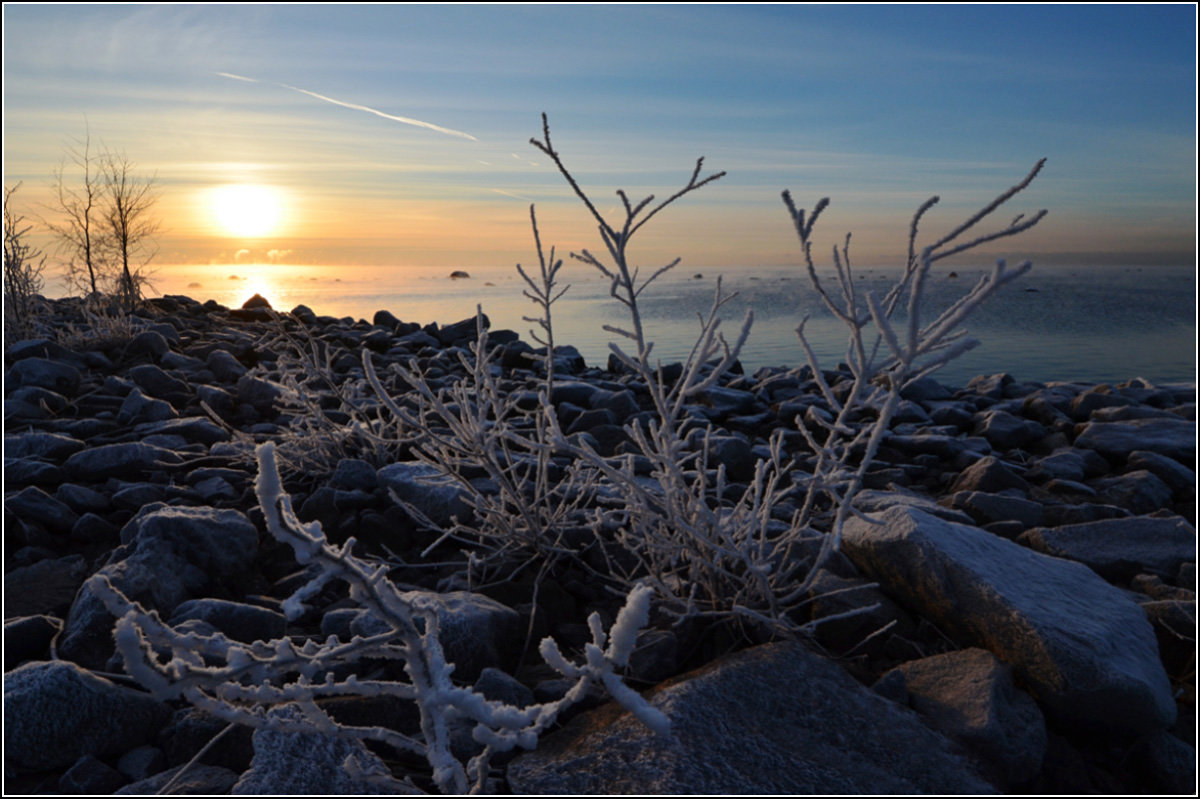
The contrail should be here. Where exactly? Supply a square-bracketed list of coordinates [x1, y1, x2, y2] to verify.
[216, 72, 477, 141]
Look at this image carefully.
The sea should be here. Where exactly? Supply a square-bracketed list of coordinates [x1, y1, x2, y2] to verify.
[146, 261, 1196, 390]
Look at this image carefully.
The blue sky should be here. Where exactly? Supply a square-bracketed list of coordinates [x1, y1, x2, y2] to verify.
[3, 3, 1196, 275]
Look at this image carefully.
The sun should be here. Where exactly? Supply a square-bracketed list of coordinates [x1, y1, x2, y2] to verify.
[209, 184, 284, 238]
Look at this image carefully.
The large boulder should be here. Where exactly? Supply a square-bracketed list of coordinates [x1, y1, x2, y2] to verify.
[4, 661, 171, 772]
[1074, 417, 1195, 464]
[508, 641, 995, 794]
[841, 506, 1176, 735]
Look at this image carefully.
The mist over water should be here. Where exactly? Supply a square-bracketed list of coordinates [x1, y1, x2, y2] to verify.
[152, 262, 1196, 388]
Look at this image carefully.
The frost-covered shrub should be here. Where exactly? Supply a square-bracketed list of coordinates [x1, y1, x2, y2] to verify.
[95, 441, 667, 794]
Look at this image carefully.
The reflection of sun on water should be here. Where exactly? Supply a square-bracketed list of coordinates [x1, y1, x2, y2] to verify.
[208, 184, 286, 238]
[237, 272, 278, 309]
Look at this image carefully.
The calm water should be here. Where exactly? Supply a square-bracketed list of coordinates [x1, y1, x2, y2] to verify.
[151, 262, 1196, 389]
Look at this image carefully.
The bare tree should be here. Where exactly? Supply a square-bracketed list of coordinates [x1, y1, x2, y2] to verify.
[45, 126, 110, 297]
[101, 150, 159, 312]
[4, 183, 48, 341]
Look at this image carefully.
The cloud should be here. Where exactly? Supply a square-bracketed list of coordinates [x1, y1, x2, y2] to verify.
[217, 71, 477, 141]
[234, 248, 251, 263]
[267, 248, 292, 263]
[489, 188, 533, 202]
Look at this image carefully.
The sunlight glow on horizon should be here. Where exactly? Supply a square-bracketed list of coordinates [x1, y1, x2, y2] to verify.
[2, 4, 1194, 287]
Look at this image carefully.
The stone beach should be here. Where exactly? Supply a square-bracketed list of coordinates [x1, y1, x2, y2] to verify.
[4, 292, 1196, 794]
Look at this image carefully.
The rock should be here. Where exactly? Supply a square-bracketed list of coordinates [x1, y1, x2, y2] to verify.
[169, 598, 287, 644]
[883, 648, 1046, 788]
[353, 590, 521, 682]
[841, 505, 1176, 735]
[1074, 417, 1196, 464]
[1018, 516, 1195, 583]
[232, 704, 416, 794]
[4, 554, 89, 618]
[4, 431, 87, 460]
[60, 754, 127, 794]
[944, 490, 1044, 528]
[128, 364, 191, 404]
[1127, 450, 1196, 494]
[206, 349, 248, 382]
[6, 357, 82, 395]
[117, 387, 178, 424]
[1090, 469, 1174, 515]
[508, 641, 995, 794]
[6, 485, 80, 534]
[63, 441, 183, 481]
[949, 455, 1031, 495]
[116, 764, 241, 795]
[4, 660, 171, 771]
[59, 506, 260, 668]
[4, 615, 62, 672]
[972, 409, 1047, 451]
[242, 293, 272, 309]
[127, 330, 170, 360]
[378, 461, 471, 528]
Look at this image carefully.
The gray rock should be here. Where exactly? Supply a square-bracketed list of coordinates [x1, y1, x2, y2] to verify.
[508, 641, 995, 794]
[972, 409, 1047, 451]
[4, 615, 62, 671]
[884, 648, 1046, 788]
[6, 485, 80, 533]
[64, 442, 183, 480]
[1090, 469, 1175, 515]
[1074, 417, 1196, 464]
[60, 754, 127, 794]
[4, 660, 171, 771]
[945, 490, 1045, 528]
[4, 554, 89, 618]
[232, 704, 416, 794]
[235, 374, 282, 412]
[1018, 515, 1196, 583]
[169, 598, 286, 644]
[842, 506, 1176, 734]
[60, 506, 259, 668]
[131, 416, 229, 446]
[330, 458, 379, 491]
[127, 329, 170, 360]
[117, 387, 178, 424]
[206, 349, 248, 382]
[116, 764, 241, 795]
[378, 461, 471, 528]
[4, 456, 65, 487]
[950, 455, 1031, 495]
[1128, 450, 1197, 494]
[128, 363, 191, 403]
[3, 431, 86, 460]
[6, 356, 82, 395]
[852, 487, 976, 524]
[361, 590, 521, 681]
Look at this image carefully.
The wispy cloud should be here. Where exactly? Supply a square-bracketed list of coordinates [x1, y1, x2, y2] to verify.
[489, 188, 533, 202]
[216, 71, 476, 141]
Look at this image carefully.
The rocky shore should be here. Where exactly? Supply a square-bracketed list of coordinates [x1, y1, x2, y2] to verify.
[4, 293, 1196, 794]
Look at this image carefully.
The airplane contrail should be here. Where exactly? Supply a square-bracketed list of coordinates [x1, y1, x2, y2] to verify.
[216, 72, 477, 141]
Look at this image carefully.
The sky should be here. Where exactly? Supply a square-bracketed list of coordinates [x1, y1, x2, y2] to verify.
[2, 3, 1196, 291]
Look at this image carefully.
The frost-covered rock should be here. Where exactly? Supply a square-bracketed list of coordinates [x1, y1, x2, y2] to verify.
[4, 661, 171, 771]
[841, 505, 1176, 735]
[232, 704, 417, 794]
[378, 461, 471, 527]
[508, 641, 995, 794]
